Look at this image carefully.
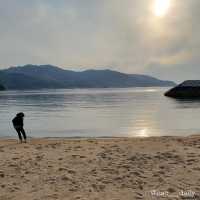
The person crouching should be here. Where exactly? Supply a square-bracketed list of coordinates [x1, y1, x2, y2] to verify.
[12, 112, 27, 143]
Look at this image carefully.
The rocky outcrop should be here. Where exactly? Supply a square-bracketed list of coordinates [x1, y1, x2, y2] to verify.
[165, 80, 200, 98]
[0, 84, 5, 90]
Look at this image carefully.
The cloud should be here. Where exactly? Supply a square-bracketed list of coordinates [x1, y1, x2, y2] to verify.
[0, 0, 199, 81]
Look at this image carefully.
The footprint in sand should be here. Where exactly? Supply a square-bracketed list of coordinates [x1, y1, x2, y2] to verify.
[187, 159, 197, 164]
[35, 146, 42, 150]
[135, 192, 143, 199]
[12, 157, 19, 160]
[36, 155, 44, 161]
[67, 169, 76, 174]
[0, 171, 5, 178]
[61, 175, 72, 181]
[58, 167, 67, 171]
[193, 167, 200, 171]
[168, 187, 176, 193]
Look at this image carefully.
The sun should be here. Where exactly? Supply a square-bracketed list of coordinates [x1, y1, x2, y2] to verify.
[154, 0, 171, 17]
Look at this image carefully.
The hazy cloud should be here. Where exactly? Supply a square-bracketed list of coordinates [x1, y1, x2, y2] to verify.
[0, 0, 199, 82]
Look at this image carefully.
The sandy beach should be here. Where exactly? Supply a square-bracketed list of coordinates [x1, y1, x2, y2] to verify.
[0, 136, 200, 200]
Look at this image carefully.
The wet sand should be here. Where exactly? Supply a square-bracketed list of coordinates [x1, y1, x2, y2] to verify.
[0, 136, 200, 200]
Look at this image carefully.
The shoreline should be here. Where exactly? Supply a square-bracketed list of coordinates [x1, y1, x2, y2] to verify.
[0, 133, 199, 141]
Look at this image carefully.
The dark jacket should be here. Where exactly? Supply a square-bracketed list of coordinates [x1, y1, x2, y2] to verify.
[12, 116, 24, 128]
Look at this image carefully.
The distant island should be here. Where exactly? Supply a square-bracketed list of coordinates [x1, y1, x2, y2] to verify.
[0, 64, 176, 90]
[165, 80, 200, 98]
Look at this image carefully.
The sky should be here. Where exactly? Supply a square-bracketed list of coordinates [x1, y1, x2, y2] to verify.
[0, 0, 199, 82]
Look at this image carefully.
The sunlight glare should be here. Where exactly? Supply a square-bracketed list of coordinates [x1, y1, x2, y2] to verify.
[154, 0, 171, 17]
[136, 128, 149, 137]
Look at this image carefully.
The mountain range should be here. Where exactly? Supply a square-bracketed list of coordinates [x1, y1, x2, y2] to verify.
[0, 64, 176, 90]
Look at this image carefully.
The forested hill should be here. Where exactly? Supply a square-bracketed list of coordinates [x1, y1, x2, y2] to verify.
[0, 64, 176, 90]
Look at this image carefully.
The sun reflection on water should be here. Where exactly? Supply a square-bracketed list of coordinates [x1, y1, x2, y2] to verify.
[136, 128, 149, 137]
[127, 128, 150, 138]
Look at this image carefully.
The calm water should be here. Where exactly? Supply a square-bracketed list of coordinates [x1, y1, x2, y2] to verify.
[1, 87, 200, 138]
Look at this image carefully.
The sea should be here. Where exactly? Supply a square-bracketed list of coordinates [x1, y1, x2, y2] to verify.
[0, 87, 200, 138]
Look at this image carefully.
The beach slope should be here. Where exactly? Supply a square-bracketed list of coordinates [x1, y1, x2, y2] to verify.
[0, 136, 199, 200]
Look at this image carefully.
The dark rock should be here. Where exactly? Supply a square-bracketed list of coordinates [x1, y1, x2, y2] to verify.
[165, 80, 200, 98]
[0, 84, 5, 90]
